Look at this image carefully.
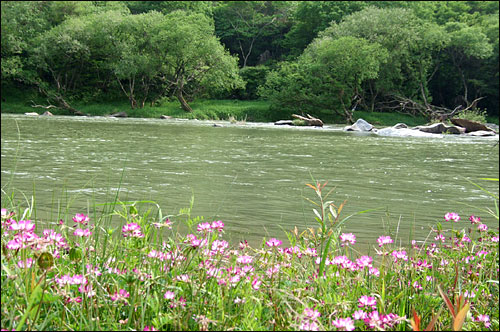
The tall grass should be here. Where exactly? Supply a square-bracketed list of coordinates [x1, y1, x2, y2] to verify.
[1, 179, 498, 331]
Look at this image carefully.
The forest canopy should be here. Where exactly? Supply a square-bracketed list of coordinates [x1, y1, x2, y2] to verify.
[1, 1, 498, 121]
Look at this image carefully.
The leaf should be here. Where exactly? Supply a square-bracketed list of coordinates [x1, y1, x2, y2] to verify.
[437, 284, 455, 318]
[318, 235, 332, 277]
[313, 208, 322, 221]
[424, 307, 443, 331]
[452, 302, 470, 331]
[130, 205, 138, 215]
[329, 205, 337, 220]
[305, 183, 317, 191]
[411, 309, 421, 331]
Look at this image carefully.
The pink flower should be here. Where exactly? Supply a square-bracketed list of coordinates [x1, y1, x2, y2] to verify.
[211, 220, 225, 231]
[236, 255, 253, 264]
[434, 234, 446, 242]
[332, 317, 355, 331]
[251, 277, 262, 290]
[9, 219, 35, 232]
[211, 240, 229, 253]
[444, 212, 460, 222]
[266, 238, 282, 247]
[17, 258, 34, 269]
[358, 295, 377, 309]
[303, 308, 321, 320]
[6, 238, 22, 250]
[476, 314, 491, 328]
[111, 289, 130, 302]
[72, 213, 89, 225]
[339, 233, 356, 246]
[353, 310, 368, 320]
[175, 274, 190, 283]
[477, 224, 488, 232]
[391, 250, 408, 263]
[122, 223, 144, 238]
[164, 291, 175, 300]
[299, 321, 319, 331]
[356, 256, 373, 268]
[1, 208, 8, 219]
[143, 326, 157, 331]
[73, 228, 92, 237]
[377, 235, 393, 247]
[469, 215, 481, 224]
[197, 222, 212, 233]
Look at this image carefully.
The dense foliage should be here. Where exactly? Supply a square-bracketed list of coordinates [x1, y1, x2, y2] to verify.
[1, 1, 498, 121]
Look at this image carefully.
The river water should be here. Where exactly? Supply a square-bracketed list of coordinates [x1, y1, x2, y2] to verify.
[1, 114, 498, 249]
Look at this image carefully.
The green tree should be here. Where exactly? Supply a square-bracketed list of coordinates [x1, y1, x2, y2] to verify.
[260, 36, 388, 123]
[152, 11, 244, 112]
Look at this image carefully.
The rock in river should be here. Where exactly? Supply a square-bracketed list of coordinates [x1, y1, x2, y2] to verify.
[344, 118, 374, 131]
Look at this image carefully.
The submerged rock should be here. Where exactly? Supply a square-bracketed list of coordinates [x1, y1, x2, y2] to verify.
[42, 111, 54, 116]
[160, 115, 172, 119]
[24, 112, 39, 116]
[376, 127, 439, 137]
[413, 123, 465, 134]
[274, 120, 295, 126]
[344, 118, 374, 131]
[109, 111, 127, 118]
[465, 130, 497, 137]
[450, 118, 495, 133]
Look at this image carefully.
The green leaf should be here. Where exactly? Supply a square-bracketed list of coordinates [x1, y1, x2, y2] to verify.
[318, 235, 333, 277]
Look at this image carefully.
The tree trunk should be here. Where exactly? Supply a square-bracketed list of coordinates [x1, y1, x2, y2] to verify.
[176, 88, 193, 112]
[292, 114, 324, 127]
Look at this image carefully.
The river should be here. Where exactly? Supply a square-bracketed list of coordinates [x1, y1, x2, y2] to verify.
[1, 114, 498, 249]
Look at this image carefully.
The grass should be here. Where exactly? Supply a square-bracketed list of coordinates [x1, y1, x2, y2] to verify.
[1, 178, 498, 331]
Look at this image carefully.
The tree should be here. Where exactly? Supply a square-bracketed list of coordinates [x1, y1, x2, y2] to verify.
[151, 11, 244, 112]
[260, 36, 388, 123]
[214, 1, 292, 67]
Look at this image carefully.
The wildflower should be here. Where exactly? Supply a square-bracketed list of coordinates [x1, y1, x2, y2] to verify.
[111, 289, 130, 302]
[251, 277, 262, 290]
[197, 222, 212, 233]
[469, 215, 481, 224]
[72, 213, 89, 225]
[444, 212, 460, 222]
[463, 290, 476, 299]
[304, 247, 318, 257]
[391, 250, 408, 263]
[358, 295, 377, 310]
[368, 266, 380, 277]
[73, 228, 92, 237]
[426, 276, 433, 282]
[17, 258, 34, 269]
[266, 238, 282, 247]
[492, 236, 499, 243]
[211, 240, 229, 253]
[339, 233, 356, 246]
[175, 274, 190, 283]
[299, 321, 319, 331]
[434, 234, 446, 242]
[122, 223, 144, 238]
[236, 255, 253, 264]
[234, 297, 245, 304]
[476, 314, 491, 328]
[9, 219, 35, 232]
[476, 250, 489, 257]
[332, 317, 355, 331]
[6, 238, 22, 250]
[377, 235, 393, 247]
[211, 220, 225, 232]
[143, 326, 157, 331]
[353, 310, 368, 320]
[477, 224, 488, 232]
[239, 240, 249, 250]
[1, 208, 7, 218]
[303, 308, 321, 320]
[364, 311, 381, 329]
[411, 281, 423, 291]
[43, 229, 68, 248]
[356, 256, 373, 268]
[266, 265, 280, 278]
[164, 291, 175, 300]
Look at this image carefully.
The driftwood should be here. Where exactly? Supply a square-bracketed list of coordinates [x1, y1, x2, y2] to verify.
[291, 114, 324, 127]
[30, 100, 57, 109]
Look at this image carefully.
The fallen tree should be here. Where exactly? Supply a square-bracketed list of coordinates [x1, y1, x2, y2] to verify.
[292, 114, 324, 127]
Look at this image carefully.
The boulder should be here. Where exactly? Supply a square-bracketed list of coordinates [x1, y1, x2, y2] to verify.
[376, 127, 438, 137]
[392, 123, 408, 129]
[42, 111, 54, 116]
[24, 112, 39, 116]
[450, 118, 495, 133]
[465, 130, 497, 137]
[414, 123, 465, 134]
[274, 120, 295, 126]
[344, 118, 374, 131]
[109, 111, 127, 118]
[212, 123, 223, 127]
[160, 115, 172, 119]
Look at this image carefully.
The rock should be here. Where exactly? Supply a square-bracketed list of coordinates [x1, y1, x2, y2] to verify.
[24, 112, 39, 116]
[344, 118, 374, 131]
[42, 111, 54, 116]
[160, 115, 172, 119]
[392, 123, 408, 129]
[485, 123, 499, 133]
[274, 120, 295, 126]
[376, 127, 439, 137]
[212, 123, 223, 127]
[450, 118, 496, 133]
[414, 123, 464, 134]
[109, 111, 127, 118]
[465, 130, 497, 137]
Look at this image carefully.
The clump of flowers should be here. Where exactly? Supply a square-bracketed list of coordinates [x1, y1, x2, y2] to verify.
[122, 223, 144, 238]
[444, 212, 461, 222]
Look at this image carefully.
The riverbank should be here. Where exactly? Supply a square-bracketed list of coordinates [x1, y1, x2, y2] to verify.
[1, 97, 460, 127]
[1, 183, 498, 331]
